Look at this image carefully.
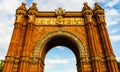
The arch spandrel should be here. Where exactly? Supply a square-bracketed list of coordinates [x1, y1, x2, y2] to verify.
[33, 30, 88, 63]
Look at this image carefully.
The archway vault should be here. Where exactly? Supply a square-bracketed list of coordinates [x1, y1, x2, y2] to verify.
[33, 30, 88, 64]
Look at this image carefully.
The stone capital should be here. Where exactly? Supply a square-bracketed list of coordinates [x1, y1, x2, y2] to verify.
[82, 10, 93, 23]
[20, 56, 30, 62]
[106, 56, 116, 61]
[91, 56, 101, 61]
[5, 56, 15, 62]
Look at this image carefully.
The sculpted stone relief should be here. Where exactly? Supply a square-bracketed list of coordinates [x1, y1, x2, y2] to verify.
[35, 17, 84, 25]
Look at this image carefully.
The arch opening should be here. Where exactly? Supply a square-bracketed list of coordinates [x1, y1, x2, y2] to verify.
[33, 30, 88, 72]
[44, 46, 77, 72]
[41, 35, 80, 62]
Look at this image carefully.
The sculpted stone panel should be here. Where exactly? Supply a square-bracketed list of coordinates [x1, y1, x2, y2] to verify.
[35, 18, 84, 25]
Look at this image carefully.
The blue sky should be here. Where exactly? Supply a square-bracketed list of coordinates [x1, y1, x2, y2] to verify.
[0, 0, 120, 72]
[45, 46, 77, 72]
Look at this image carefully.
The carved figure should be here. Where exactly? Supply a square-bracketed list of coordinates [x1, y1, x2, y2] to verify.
[55, 7, 65, 16]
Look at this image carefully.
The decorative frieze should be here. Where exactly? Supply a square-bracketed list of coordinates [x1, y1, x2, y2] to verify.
[35, 18, 84, 25]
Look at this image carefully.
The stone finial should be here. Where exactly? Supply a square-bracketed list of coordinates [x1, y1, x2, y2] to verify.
[32, 2, 37, 6]
[17, 2, 27, 11]
[22, 2, 26, 6]
[95, 2, 98, 6]
[28, 2, 38, 11]
[82, 2, 92, 11]
[93, 2, 104, 11]
[84, 2, 88, 6]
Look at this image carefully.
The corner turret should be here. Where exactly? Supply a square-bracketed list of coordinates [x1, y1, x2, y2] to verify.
[93, 2, 105, 23]
[27, 2, 38, 24]
[82, 2, 93, 23]
[15, 2, 27, 25]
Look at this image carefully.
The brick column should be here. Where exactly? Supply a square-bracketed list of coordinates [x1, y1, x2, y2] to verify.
[18, 21, 35, 72]
[93, 2, 119, 72]
[97, 21, 119, 72]
[37, 58, 44, 72]
[77, 62, 84, 72]
[82, 3, 102, 72]
[18, 2, 38, 72]
[3, 2, 27, 72]
[77, 57, 88, 72]
[85, 22, 102, 72]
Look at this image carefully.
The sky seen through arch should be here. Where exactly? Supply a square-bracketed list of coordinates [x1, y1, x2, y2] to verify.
[44, 46, 77, 72]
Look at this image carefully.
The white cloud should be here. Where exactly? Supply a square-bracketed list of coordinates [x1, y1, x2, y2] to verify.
[45, 59, 69, 65]
[105, 9, 120, 26]
[33, 0, 96, 11]
[116, 57, 120, 61]
[109, 29, 119, 34]
[105, 0, 120, 7]
[106, 18, 120, 26]
[0, 0, 24, 60]
[66, 69, 77, 72]
[117, 50, 120, 60]
[107, 20, 119, 26]
[0, 0, 24, 14]
[119, 50, 120, 53]
[54, 46, 65, 50]
[45, 57, 76, 69]
[45, 59, 69, 69]
[110, 35, 120, 42]
[115, 49, 120, 61]
[106, 9, 120, 16]
[53, 55, 61, 59]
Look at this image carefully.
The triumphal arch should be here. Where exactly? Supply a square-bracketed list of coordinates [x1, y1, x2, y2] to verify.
[3, 2, 119, 72]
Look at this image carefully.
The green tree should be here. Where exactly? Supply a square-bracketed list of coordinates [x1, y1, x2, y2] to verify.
[0, 60, 4, 72]
[117, 61, 120, 71]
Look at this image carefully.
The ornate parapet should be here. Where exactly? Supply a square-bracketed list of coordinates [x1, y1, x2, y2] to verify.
[15, 2, 108, 26]
[14, 2, 106, 26]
